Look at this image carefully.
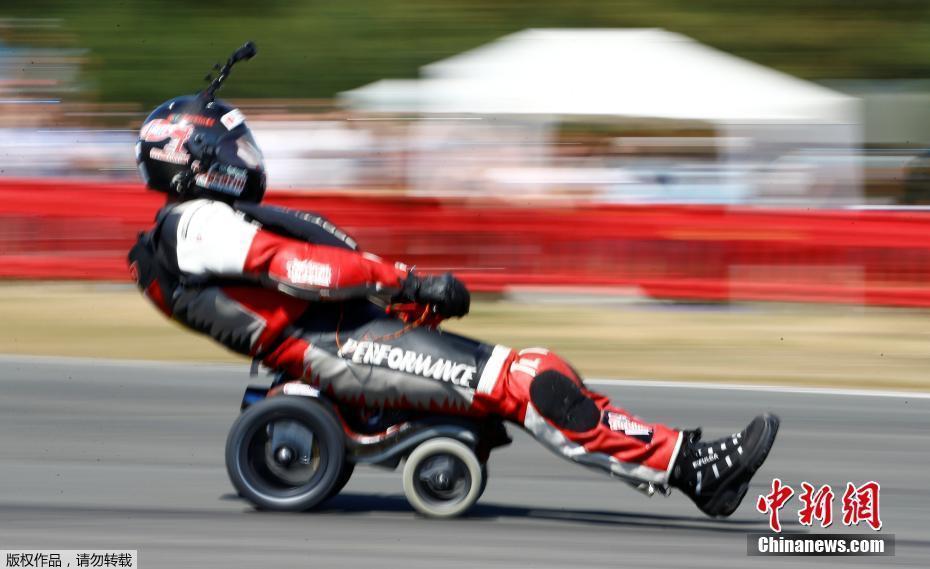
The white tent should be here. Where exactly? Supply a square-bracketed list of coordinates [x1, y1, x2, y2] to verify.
[342, 29, 861, 203]
[345, 29, 856, 123]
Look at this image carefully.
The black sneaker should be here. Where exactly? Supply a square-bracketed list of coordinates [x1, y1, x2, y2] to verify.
[670, 413, 780, 518]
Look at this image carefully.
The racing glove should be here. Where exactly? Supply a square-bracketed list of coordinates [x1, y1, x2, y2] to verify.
[398, 272, 470, 318]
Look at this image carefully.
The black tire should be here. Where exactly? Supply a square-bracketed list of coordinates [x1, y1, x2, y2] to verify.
[225, 396, 345, 512]
[326, 459, 356, 500]
[478, 463, 489, 500]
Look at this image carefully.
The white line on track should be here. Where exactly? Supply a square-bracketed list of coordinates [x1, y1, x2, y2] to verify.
[0, 354, 243, 371]
[586, 378, 930, 400]
[1, 354, 927, 399]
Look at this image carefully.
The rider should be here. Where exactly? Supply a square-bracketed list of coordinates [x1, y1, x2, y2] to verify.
[128, 47, 779, 519]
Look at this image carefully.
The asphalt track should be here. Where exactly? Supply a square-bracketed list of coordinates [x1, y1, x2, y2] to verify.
[1, 356, 927, 568]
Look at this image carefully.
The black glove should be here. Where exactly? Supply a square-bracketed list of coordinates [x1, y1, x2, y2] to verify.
[399, 272, 470, 318]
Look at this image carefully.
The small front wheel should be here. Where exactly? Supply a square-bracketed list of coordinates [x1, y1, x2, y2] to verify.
[478, 463, 489, 499]
[226, 396, 345, 512]
[402, 438, 483, 518]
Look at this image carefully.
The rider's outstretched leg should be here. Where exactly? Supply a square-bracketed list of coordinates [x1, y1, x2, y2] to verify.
[472, 346, 779, 516]
[471, 347, 682, 487]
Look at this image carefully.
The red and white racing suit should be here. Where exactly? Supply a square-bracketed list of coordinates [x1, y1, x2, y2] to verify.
[130, 199, 683, 487]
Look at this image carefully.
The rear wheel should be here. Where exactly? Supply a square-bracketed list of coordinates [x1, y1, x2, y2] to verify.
[226, 396, 345, 512]
[327, 459, 355, 500]
[402, 438, 483, 518]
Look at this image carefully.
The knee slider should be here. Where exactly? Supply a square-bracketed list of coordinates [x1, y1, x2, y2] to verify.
[529, 370, 600, 432]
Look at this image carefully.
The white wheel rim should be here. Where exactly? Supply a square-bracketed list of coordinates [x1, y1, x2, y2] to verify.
[403, 438, 482, 518]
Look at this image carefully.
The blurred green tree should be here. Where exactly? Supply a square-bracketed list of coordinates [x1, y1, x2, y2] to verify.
[2, 0, 929, 106]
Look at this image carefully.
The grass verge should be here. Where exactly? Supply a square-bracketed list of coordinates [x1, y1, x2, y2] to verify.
[1, 283, 928, 391]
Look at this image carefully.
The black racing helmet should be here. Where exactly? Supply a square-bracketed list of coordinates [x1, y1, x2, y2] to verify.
[136, 42, 266, 203]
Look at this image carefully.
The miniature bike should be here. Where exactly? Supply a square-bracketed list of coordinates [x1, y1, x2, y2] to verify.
[225, 375, 511, 518]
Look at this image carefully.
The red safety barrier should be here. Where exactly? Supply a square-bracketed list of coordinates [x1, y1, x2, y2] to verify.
[0, 178, 928, 306]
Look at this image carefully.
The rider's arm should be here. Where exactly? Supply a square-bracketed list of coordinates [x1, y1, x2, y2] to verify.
[171, 200, 405, 300]
[244, 229, 406, 300]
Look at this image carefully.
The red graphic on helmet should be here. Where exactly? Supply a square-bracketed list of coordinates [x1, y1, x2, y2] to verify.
[141, 119, 194, 165]
[140, 119, 194, 144]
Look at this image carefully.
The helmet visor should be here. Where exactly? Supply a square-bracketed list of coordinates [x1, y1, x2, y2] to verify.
[215, 130, 264, 172]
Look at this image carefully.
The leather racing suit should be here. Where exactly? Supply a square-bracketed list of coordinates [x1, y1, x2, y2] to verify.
[129, 199, 684, 487]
